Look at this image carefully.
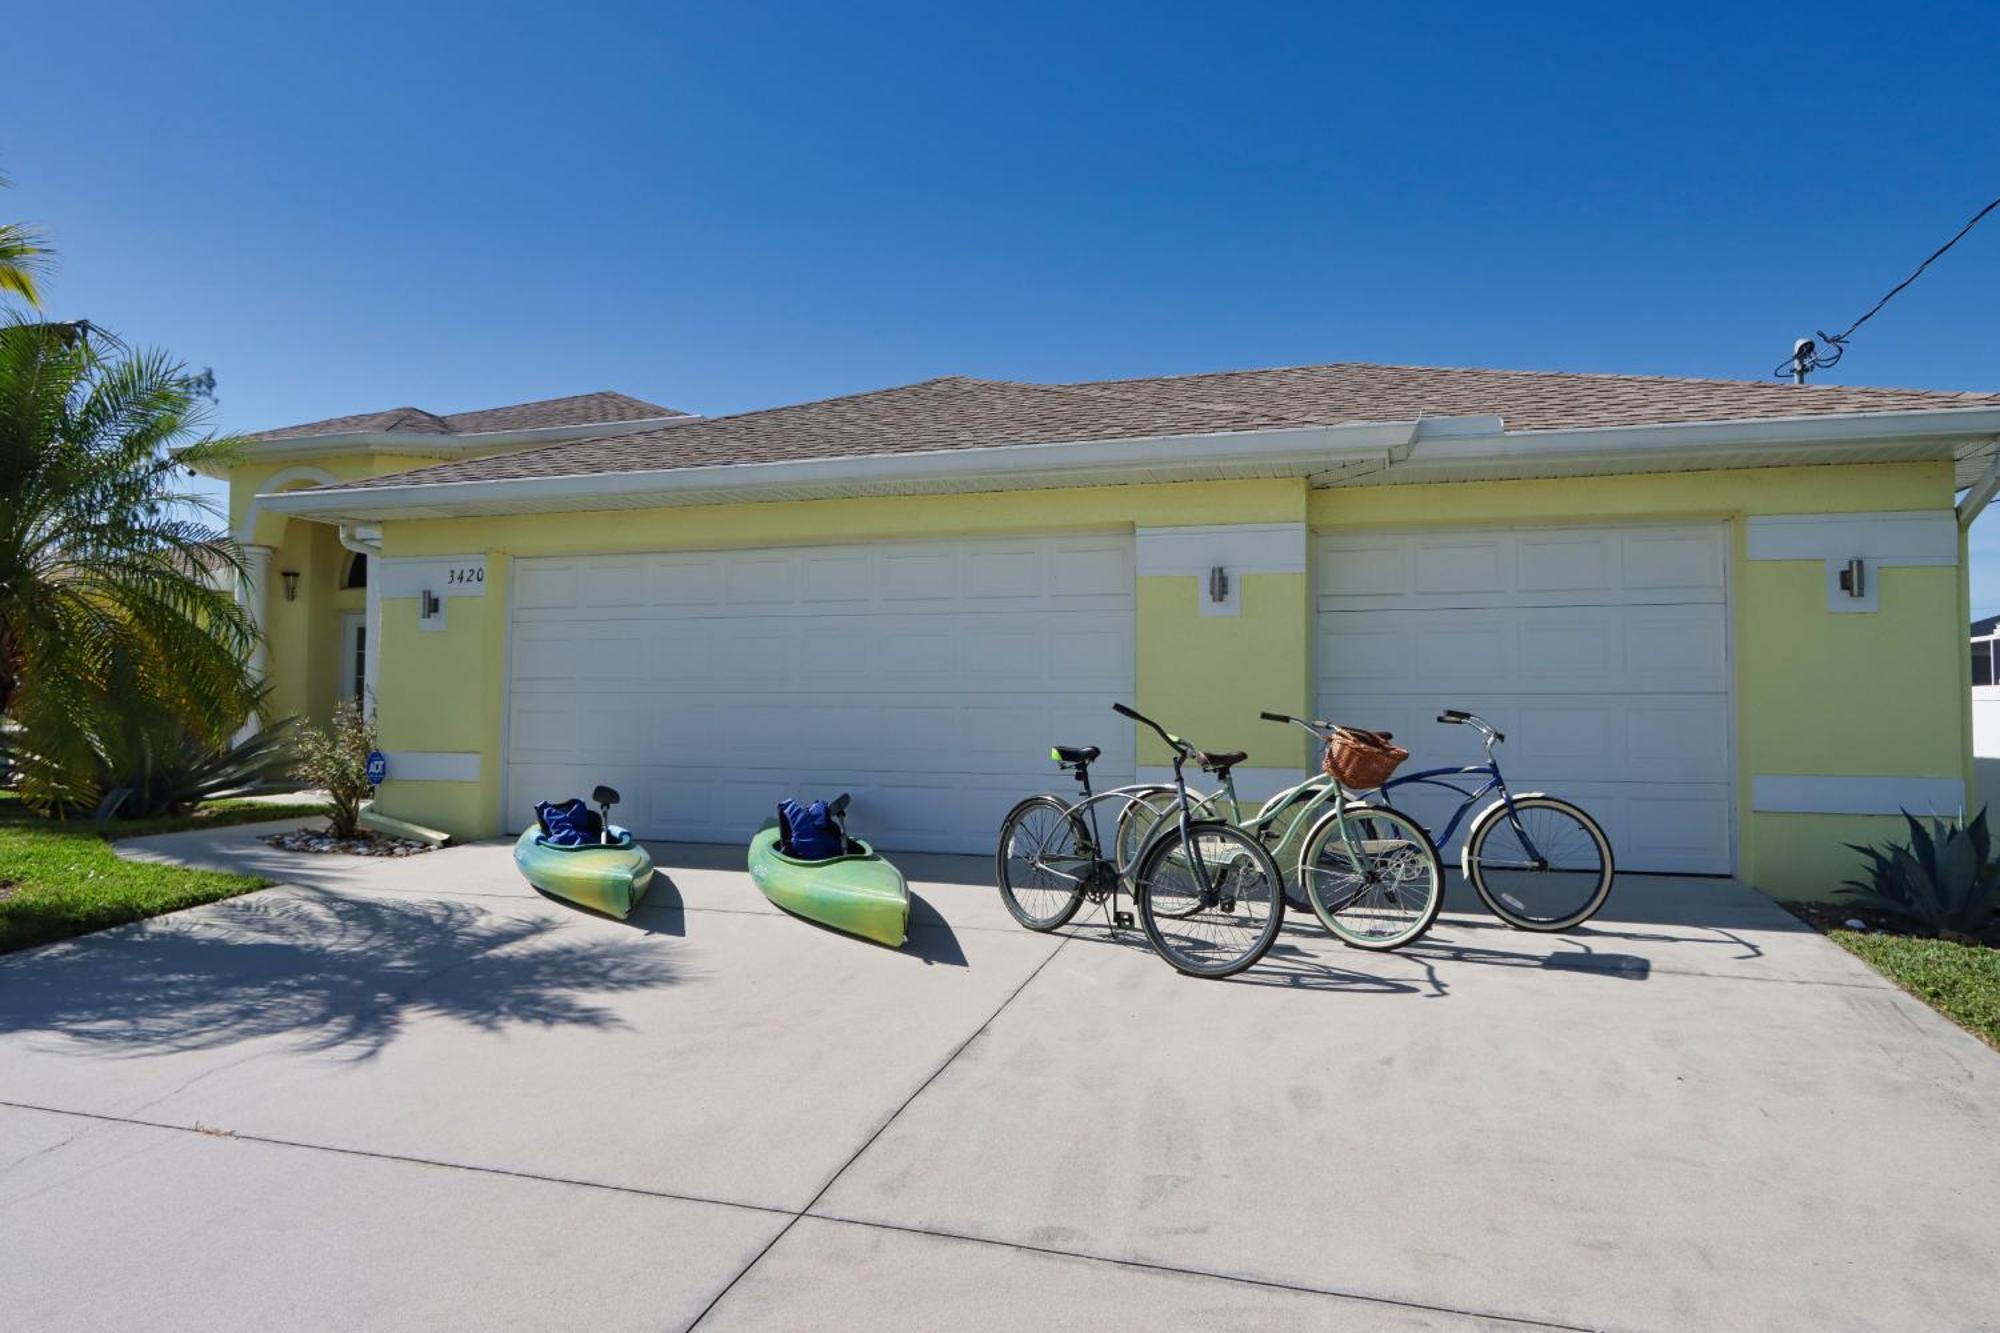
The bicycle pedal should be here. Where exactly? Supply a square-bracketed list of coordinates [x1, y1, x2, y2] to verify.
[1113, 910, 1135, 929]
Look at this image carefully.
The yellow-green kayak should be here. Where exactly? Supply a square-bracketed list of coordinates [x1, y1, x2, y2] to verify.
[513, 826, 655, 919]
[748, 824, 909, 947]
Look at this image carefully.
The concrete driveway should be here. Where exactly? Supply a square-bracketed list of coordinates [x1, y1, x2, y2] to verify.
[1, 823, 1994, 1331]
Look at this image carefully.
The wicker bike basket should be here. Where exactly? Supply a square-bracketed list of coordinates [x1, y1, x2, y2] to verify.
[1321, 726, 1409, 790]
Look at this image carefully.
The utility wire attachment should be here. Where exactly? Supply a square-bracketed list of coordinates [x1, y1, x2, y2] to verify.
[1778, 193, 1999, 383]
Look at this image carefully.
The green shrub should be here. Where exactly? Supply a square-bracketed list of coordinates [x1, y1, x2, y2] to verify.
[1841, 809, 2000, 943]
[294, 699, 376, 839]
[93, 714, 298, 820]
[2, 691, 297, 821]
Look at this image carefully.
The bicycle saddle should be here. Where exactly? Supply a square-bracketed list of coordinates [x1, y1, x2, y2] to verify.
[1051, 744, 1101, 765]
[1196, 750, 1248, 773]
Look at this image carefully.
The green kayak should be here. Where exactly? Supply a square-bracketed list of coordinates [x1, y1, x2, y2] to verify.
[513, 826, 655, 919]
[748, 824, 909, 947]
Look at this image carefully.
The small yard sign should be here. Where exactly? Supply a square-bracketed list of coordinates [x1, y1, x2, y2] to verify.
[365, 750, 388, 786]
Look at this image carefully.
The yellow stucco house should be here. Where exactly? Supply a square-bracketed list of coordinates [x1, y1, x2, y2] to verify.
[217, 362, 2000, 900]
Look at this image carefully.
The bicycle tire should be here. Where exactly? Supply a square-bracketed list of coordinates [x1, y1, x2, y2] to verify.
[1134, 820, 1285, 978]
[1463, 794, 1615, 931]
[1112, 784, 1178, 875]
[995, 795, 1091, 931]
[1296, 802, 1444, 951]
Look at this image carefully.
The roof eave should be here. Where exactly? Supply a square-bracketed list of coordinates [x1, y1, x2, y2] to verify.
[255, 418, 1431, 522]
[201, 415, 698, 477]
[254, 406, 2000, 524]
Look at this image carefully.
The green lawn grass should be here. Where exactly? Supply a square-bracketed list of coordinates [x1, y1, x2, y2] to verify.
[1830, 930, 2000, 1049]
[0, 796, 326, 955]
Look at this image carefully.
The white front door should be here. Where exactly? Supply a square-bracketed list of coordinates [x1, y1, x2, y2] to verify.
[1314, 522, 1733, 874]
[504, 533, 1136, 852]
[339, 613, 366, 708]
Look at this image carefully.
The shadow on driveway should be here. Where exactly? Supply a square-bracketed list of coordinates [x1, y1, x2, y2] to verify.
[0, 892, 683, 1060]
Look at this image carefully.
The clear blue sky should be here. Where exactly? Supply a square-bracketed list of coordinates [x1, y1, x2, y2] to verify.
[7, 3, 1998, 604]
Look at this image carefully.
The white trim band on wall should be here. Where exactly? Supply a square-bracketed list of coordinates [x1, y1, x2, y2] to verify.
[381, 751, 482, 783]
[378, 556, 489, 600]
[1744, 511, 1958, 566]
[1751, 774, 1965, 816]
[1134, 523, 1308, 577]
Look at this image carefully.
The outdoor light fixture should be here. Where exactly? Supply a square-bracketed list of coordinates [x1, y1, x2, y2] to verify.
[420, 590, 441, 619]
[1838, 557, 1866, 599]
[1208, 565, 1230, 604]
[280, 570, 300, 602]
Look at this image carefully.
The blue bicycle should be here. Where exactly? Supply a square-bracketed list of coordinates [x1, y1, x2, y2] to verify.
[1371, 710, 1616, 932]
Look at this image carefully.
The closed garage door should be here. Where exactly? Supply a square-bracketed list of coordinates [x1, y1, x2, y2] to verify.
[505, 533, 1135, 852]
[1315, 523, 1732, 874]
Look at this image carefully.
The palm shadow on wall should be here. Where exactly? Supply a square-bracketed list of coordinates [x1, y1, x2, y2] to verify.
[0, 891, 683, 1061]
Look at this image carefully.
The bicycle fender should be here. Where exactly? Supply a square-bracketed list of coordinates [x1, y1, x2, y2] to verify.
[1460, 792, 1552, 879]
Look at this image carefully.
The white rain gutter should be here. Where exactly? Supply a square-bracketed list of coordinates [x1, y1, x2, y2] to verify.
[256, 405, 2000, 524]
[257, 418, 1435, 520]
[1957, 438, 2000, 528]
[1407, 406, 2000, 462]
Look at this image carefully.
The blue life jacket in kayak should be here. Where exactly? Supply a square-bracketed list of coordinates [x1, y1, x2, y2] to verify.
[535, 798, 603, 846]
[778, 799, 844, 860]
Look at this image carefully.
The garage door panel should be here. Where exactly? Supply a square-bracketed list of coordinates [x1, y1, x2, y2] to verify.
[1053, 542, 1132, 600]
[1414, 538, 1509, 595]
[1317, 523, 1731, 874]
[507, 535, 1135, 851]
[653, 557, 721, 607]
[1319, 525, 1728, 611]
[1517, 532, 1614, 593]
[1321, 605, 1726, 695]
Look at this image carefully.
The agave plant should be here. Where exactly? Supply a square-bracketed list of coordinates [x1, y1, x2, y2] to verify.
[1840, 809, 2000, 942]
[91, 711, 299, 821]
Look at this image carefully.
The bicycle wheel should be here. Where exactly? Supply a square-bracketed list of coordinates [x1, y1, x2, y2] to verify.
[1464, 795, 1615, 931]
[995, 795, 1090, 931]
[1113, 785, 1178, 873]
[1114, 787, 1208, 920]
[1297, 803, 1443, 951]
[1134, 820, 1285, 978]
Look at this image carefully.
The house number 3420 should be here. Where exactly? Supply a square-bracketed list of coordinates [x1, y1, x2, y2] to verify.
[446, 566, 484, 586]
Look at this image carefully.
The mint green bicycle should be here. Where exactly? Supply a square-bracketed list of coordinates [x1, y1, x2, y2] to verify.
[1114, 711, 1445, 951]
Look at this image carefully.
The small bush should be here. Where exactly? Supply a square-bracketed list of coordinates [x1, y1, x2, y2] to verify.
[1841, 809, 2000, 943]
[294, 700, 376, 839]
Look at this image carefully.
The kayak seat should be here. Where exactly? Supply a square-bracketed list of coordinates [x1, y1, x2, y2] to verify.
[1052, 744, 1101, 766]
[1196, 750, 1248, 773]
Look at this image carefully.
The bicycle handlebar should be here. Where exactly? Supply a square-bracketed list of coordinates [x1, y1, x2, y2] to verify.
[1436, 709, 1505, 743]
[1111, 701, 1192, 755]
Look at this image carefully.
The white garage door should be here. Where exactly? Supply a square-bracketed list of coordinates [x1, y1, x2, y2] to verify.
[505, 533, 1135, 853]
[1315, 523, 1732, 874]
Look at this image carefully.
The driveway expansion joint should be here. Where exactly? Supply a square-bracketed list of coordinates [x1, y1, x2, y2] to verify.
[684, 933, 1074, 1329]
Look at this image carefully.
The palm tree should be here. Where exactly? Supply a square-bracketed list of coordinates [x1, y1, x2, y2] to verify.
[0, 171, 50, 307]
[0, 317, 259, 809]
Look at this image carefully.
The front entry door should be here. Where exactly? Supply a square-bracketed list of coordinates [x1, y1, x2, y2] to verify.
[340, 613, 366, 708]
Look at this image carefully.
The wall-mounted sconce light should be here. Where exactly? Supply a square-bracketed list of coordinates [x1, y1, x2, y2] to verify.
[1838, 557, 1866, 599]
[1208, 565, 1230, 604]
[280, 570, 300, 602]
[420, 590, 441, 620]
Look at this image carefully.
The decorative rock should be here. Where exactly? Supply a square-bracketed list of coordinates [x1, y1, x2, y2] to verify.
[1843, 918, 1868, 931]
[263, 829, 434, 857]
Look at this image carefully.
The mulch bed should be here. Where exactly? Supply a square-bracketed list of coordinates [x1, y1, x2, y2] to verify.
[1782, 901, 1910, 935]
[1783, 899, 1997, 948]
[262, 829, 434, 857]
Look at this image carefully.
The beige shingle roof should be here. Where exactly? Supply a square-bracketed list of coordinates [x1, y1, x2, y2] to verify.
[315, 361, 2000, 491]
[250, 391, 684, 441]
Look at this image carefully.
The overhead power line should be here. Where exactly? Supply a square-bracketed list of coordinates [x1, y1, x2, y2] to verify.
[1778, 193, 1999, 384]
